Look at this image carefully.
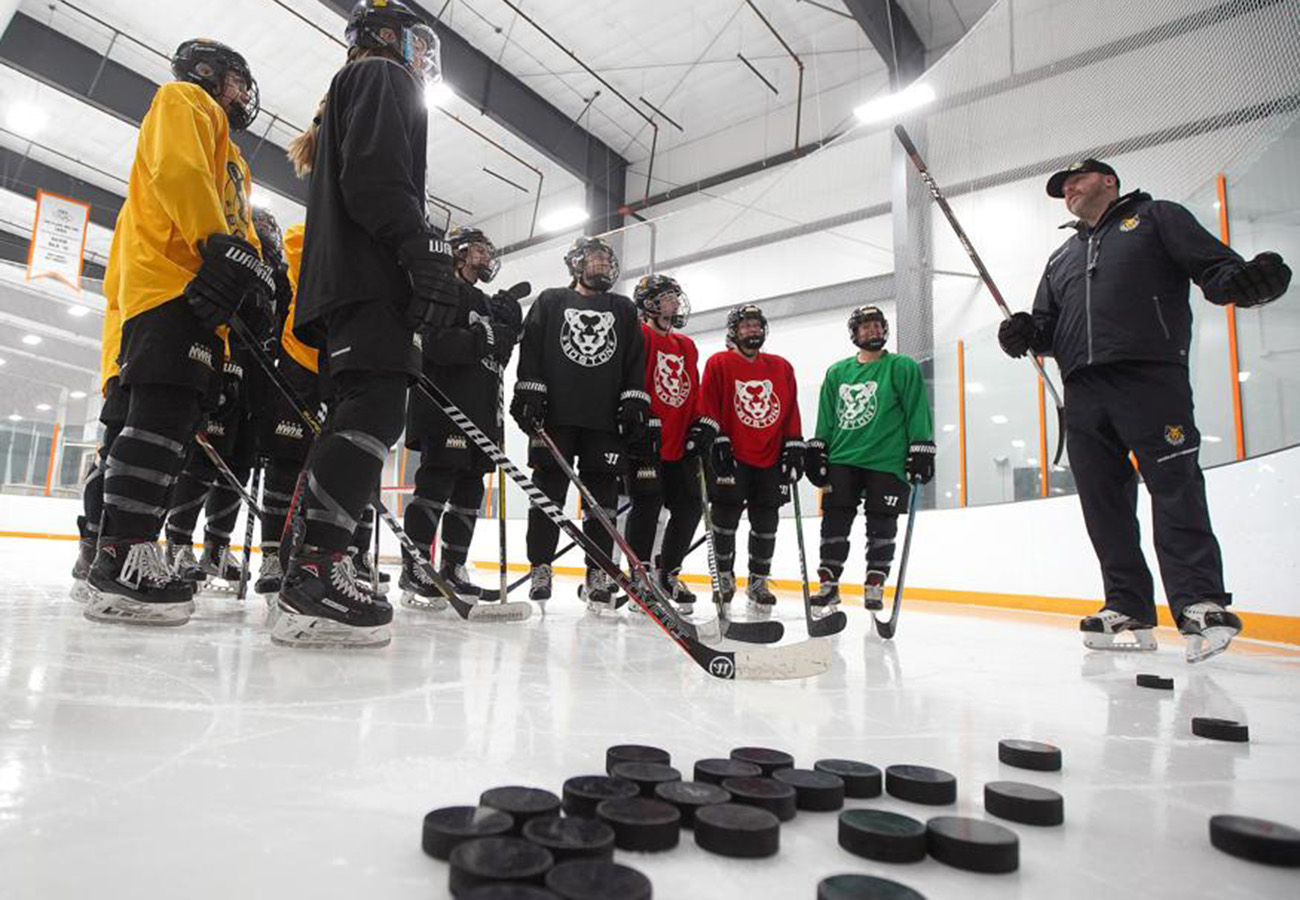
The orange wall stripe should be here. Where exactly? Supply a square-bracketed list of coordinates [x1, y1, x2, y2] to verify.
[44, 423, 60, 497]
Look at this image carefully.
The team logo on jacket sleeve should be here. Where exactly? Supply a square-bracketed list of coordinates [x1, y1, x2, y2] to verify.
[734, 379, 781, 428]
[560, 308, 617, 367]
[654, 351, 691, 407]
[837, 381, 878, 430]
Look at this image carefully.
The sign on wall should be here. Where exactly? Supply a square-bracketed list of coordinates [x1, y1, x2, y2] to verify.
[26, 190, 91, 290]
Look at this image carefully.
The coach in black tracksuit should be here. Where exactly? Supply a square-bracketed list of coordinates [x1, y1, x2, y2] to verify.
[999, 158, 1291, 631]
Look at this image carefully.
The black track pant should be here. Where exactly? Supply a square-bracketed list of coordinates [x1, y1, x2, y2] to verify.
[1065, 361, 1228, 623]
[819, 508, 898, 580]
[302, 372, 406, 553]
[403, 466, 486, 565]
[101, 384, 203, 541]
[625, 459, 703, 573]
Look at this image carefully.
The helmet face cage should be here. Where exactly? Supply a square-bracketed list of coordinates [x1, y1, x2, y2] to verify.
[726, 304, 768, 351]
[252, 208, 284, 269]
[172, 40, 260, 131]
[634, 275, 689, 329]
[346, 1, 442, 84]
[564, 237, 620, 291]
[848, 305, 889, 350]
[449, 227, 500, 284]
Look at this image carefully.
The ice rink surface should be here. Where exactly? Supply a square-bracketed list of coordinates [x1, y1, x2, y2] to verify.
[2, 537, 1297, 899]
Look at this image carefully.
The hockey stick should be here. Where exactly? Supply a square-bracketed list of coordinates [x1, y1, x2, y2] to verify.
[894, 124, 1066, 465]
[237, 461, 262, 600]
[225, 315, 508, 620]
[695, 459, 783, 644]
[789, 476, 846, 638]
[871, 480, 922, 640]
[415, 373, 829, 680]
[505, 500, 634, 594]
[194, 432, 265, 520]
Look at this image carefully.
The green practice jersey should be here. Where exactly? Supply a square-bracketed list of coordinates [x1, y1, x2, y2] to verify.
[815, 352, 933, 482]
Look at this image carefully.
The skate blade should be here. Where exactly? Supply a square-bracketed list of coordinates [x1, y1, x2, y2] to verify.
[467, 600, 532, 623]
[84, 594, 194, 627]
[270, 610, 391, 648]
[746, 601, 775, 620]
[400, 590, 449, 612]
[1185, 627, 1237, 664]
[69, 580, 95, 604]
[809, 601, 840, 619]
[1083, 631, 1158, 652]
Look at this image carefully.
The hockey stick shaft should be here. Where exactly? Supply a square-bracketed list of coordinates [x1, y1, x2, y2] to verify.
[696, 459, 725, 605]
[789, 476, 814, 610]
[194, 432, 265, 521]
[237, 462, 261, 600]
[893, 124, 1066, 464]
[873, 480, 922, 640]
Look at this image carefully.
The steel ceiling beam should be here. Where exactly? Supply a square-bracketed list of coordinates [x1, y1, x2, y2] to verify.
[841, 0, 926, 85]
[0, 145, 123, 232]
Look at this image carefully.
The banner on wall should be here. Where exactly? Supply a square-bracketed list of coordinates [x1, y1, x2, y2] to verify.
[26, 190, 91, 291]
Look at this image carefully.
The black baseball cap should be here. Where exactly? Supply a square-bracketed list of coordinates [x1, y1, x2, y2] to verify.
[1046, 159, 1119, 197]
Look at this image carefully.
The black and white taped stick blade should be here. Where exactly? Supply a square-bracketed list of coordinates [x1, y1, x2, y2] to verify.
[467, 600, 533, 622]
[732, 635, 833, 680]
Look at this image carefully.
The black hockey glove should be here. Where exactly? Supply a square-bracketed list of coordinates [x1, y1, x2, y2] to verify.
[397, 232, 459, 333]
[805, 438, 830, 488]
[618, 391, 651, 447]
[186, 233, 275, 331]
[490, 282, 529, 332]
[781, 439, 806, 483]
[682, 418, 718, 462]
[631, 417, 662, 459]
[711, 435, 736, 478]
[997, 312, 1039, 359]
[906, 441, 936, 484]
[1228, 252, 1291, 308]
[510, 382, 547, 434]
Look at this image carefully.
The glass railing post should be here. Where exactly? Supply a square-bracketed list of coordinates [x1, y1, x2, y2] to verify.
[1216, 173, 1246, 461]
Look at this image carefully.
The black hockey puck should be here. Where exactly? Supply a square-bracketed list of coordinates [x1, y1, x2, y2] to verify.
[461, 886, 560, 900]
[1191, 717, 1250, 743]
[544, 860, 653, 900]
[605, 744, 670, 775]
[837, 809, 927, 863]
[609, 761, 682, 798]
[815, 759, 883, 799]
[773, 768, 845, 811]
[1209, 814, 1300, 867]
[730, 746, 795, 776]
[997, 739, 1062, 772]
[694, 757, 762, 785]
[694, 802, 780, 858]
[654, 780, 731, 828]
[884, 765, 957, 805]
[984, 781, 1064, 826]
[926, 816, 1019, 873]
[480, 787, 563, 834]
[423, 805, 516, 860]
[818, 873, 927, 900]
[1136, 673, 1174, 690]
[721, 776, 798, 821]
[595, 796, 680, 852]
[522, 815, 615, 863]
[448, 836, 554, 896]
[561, 775, 639, 818]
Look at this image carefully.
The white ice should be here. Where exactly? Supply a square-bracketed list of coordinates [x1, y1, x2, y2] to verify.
[2, 537, 1298, 899]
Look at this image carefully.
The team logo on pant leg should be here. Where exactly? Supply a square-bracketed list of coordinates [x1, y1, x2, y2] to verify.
[1164, 424, 1186, 446]
[733, 379, 781, 429]
[654, 351, 690, 408]
[837, 381, 879, 430]
[560, 308, 617, 367]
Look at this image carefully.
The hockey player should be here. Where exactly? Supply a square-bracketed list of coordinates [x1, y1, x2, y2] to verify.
[511, 236, 648, 610]
[805, 306, 934, 613]
[275, 0, 457, 648]
[84, 38, 273, 627]
[695, 304, 804, 618]
[1000, 158, 1291, 661]
[400, 227, 523, 607]
[624, 274, 704, 614]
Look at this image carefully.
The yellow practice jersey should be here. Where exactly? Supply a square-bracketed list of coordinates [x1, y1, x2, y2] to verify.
[104, 81, 260, 326]
[280, 223, 318, 374]
[99, 227, 124, 392]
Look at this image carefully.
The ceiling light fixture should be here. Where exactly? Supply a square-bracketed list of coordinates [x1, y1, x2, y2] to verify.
[990, 414, 1008, 424]
[6, 101, 47, 137]
[425, 81, 455, 107]
[36, 403, 51, 412]
[69, 390, 86, 399]
[7, 413, 21, 422]
[67, 305, 90, 317]
[250, 187, 272, 208]
[539, 207, 590, 233]
[21, 334, 42, 346]
[854, 83, 935, 125]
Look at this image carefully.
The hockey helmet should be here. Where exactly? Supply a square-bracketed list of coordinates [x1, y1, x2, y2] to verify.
[172, 39, 259, 131]
[564, 236, 620, 292]
[633, 273, 689, 329]
[726, 303, 768, 352]
[848, 304, 889, 351]
[448, 226, 500, 283]
[346, 0, 441, 84]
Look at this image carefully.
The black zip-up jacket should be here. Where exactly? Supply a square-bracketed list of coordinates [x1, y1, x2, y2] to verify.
[294, 57, 428, 346]
[1031, 191, 1245, 380]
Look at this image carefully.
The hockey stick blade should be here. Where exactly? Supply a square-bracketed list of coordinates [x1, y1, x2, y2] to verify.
[791, 472, 846, 638]
[417, 376, 826, 679]
[808, 608, 848, 638]
[871, 481, 922, 640]
[721, 618, 784, 643]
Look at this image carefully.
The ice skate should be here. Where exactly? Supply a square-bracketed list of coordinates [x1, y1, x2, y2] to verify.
[197, 541, 243, 594]
[86, 540, 196, 626]
[1080, 607, 1157, 651]
[350, 546, 391, 595]
[660, 567, 695, 617]
[166, 540, 205, 585]
[863, 569, 886, 612]
[443, 562, 498, 602]
[1179, 601, 1242, 664]
[810, 567, 840, 618]
[528, 564, 553, 607]
[580, 567, 617, 614]
[273, 550, 393, 648]
[255, 550, 283, 598]
[70, 537, 95, 603]
[746, 574, 777, 619]
[398, 547, 450, 612]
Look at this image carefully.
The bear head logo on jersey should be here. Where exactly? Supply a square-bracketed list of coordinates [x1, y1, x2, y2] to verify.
[837, 381, 879, 430]
[654, 351, 691, 408]
[734, 379, 781, 429]
[560, 308, 618, 367]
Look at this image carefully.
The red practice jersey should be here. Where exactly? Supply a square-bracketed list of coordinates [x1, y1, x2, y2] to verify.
[698, 349, 802, 468]
[641, 324, 700, 461]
